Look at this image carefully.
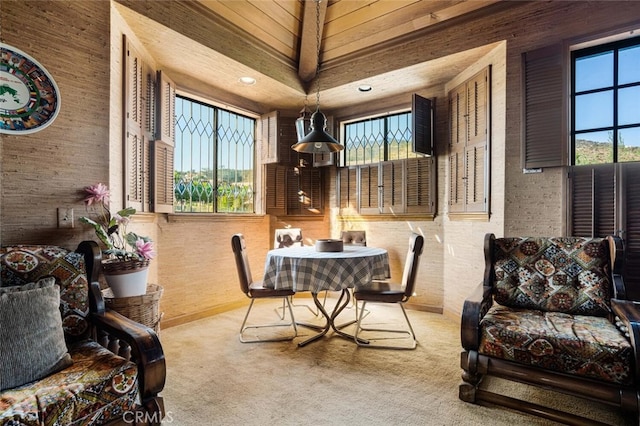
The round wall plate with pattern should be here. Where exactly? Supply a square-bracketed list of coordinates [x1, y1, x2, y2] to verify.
[0, 43, 61, 134]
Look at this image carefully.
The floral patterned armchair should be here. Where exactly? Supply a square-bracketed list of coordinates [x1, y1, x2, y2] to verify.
[460, 233, 639, 424]
[0, 241, 165, 425]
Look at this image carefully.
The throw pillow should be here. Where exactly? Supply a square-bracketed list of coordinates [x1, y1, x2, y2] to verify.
[0, 277, 73, 391]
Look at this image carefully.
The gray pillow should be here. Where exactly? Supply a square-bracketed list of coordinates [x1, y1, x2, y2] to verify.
[0, 277, 73, 391]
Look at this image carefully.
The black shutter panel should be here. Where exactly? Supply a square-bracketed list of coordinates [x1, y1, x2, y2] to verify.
[623, 163, 640, 300]
[569, 164, 615, 237]
[523, 44, 565, 168]
[412, 94, 433, 156]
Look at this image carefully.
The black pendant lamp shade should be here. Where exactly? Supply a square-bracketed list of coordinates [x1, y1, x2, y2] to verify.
[291, 110, 343, 153]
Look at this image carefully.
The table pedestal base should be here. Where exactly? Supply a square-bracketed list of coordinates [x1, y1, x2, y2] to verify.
[297, 289, 369, 347]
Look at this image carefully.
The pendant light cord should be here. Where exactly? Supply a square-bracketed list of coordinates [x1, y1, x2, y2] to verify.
[314, 0, 321, 111]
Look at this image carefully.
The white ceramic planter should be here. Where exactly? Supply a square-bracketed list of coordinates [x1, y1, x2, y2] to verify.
[104, 267, 149, 298]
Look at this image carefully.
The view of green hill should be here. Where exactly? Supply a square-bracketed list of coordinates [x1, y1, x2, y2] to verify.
[575, 138, 640, 165]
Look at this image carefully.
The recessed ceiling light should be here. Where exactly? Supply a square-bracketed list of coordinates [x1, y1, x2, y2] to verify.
[358, 85, 372, 92]
[239, 76, 256, 85]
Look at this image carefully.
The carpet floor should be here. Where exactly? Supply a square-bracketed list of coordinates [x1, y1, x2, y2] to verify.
[159, 297, 633, 425]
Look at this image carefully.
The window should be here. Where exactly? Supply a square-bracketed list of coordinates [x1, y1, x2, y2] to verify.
[564, 33, 640, 300]
[572, 36, 640, 165]
[337, 102, 435, 217]
[174, 95, 255, 213]
[342, 112, 418, 166]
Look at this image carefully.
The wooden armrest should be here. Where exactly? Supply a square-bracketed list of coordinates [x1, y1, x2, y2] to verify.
[461, 282, 493, 351]
[91, 306, 166, 398]
[611, 299, 640, 383]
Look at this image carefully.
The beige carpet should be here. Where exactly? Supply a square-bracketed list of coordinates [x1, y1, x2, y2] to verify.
[159, 298, 632, 425]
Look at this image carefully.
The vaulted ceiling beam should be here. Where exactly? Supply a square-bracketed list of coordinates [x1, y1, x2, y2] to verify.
[298, 0, 328, 84]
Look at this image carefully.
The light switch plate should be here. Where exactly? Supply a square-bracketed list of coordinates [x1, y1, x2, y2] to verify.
[57, 208, 74, 228]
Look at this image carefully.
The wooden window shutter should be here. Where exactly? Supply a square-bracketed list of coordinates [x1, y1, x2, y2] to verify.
[286, 168, 300, 213]
[265, 164, 286, 215]
[412, 94, 433, 156]
[406, 157, 434, 214]
[523, 44, 565, 168]
[152, 141, 174, 213]
[622, 163, 640, 300]
[465, 68, 489, 213]
[338, 166, 357, 212]
[448, 83, 466, 213]
[124, 36, 145, 212]
[465, 144, 486, 212]
[152, 70, 175, 213]
[569, 164, 615, 237]
[156, 71, 175, 144]
[380, 160, 404, 213]
[359, 164, 379, 214]
[467, 69, 488, 146]
[299, 168, 322, 213]
[259, 111, 279, 164]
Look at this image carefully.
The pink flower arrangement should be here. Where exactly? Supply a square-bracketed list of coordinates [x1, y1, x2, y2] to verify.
[80, 183, 155, 262]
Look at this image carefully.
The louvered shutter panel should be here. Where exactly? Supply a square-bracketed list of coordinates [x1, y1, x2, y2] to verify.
[338, 166, 357, 212]
[569, 164, 616, 237]
[449, 84, 466, 213]
[465, 69, 489, 213]
[412, 94, 433, 156]
[156, 70, 175, 144]
[523, 44, 564, 168]
[300, 168, 322, 213]
[467, 69, 488, 146]
[265, 164, 286, 215]
[406, 157, 434, 214]
[359, 164, 379, 214]
[260, 111, 279, 164]
[124, 36, 144, 211]
[380, 160, 404, 213]
[465, 144, 486, 212]
[623, 163, 640, 300]
[153, 70, 175, 213]
[286, 168, 300, 214]
[153, 141, 174, 213]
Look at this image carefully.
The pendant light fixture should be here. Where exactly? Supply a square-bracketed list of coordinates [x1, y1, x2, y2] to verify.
[292, 0, 343, 153]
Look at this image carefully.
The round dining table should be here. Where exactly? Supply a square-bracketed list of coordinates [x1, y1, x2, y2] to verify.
[262, 245, 390, 346]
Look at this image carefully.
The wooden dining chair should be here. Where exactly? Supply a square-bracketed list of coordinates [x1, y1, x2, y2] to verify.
[231, 234, 298, 343]
[353, 233, 424, 349]
[341, 230, 367, 246]
[273, 228, 304, 248]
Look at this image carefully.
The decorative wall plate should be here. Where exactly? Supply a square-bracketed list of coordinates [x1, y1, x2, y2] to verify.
[0, 43, 61, 134]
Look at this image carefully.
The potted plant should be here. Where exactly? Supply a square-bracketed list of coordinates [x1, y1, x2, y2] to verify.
[80, 183, 155, 297]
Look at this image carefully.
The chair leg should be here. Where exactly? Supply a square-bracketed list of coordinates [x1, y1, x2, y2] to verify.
[240, 298, 298, 343]
[354, 301, 417, 349]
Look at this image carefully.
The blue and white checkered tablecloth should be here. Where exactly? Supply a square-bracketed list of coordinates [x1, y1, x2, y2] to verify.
[262, 246, 390, 293]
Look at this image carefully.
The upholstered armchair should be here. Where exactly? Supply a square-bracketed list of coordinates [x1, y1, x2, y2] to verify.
[0, 242, 165, 426]
[460, 234, 640, 424]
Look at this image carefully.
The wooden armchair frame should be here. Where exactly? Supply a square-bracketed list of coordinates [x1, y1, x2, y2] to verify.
[77, 241, 166, 425]
[459, 234, 640, 425]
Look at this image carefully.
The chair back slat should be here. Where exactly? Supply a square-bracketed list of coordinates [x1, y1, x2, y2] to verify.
[341, 230, 367, 246]
[274, 228, 303, 249]
[231, 234, 252, 294]
[402, 234, 424, 299]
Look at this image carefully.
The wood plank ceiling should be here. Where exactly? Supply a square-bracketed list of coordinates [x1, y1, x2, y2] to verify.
[114, 0, 510, 114]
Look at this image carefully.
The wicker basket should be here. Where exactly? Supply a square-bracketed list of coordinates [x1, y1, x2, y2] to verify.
[103, 284, 163, 335]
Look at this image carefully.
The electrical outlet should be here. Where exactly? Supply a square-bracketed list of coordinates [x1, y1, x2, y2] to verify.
[57, 208, 74, 229]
